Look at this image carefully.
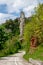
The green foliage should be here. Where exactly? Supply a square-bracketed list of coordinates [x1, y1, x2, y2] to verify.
[24, 43, 43, 61]
[0, 18, 20, 56]
[35, 4, 43, 21]
[5, 18, 20, 36]
[23, 4, 43, 61]
[0, 36, 21, 57]
[23, 4, 43, 48]
[0, 27, 8, 50]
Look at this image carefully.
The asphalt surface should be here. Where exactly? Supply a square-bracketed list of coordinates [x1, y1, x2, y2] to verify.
[0, 51, 32, 65]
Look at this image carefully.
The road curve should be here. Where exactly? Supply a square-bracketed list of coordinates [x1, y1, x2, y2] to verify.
[0, 51, 32, 65]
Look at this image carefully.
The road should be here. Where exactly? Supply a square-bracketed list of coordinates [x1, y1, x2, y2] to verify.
[0, 51, 32, 65]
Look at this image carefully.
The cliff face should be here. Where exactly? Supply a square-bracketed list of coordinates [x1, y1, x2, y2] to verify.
[19, 11, 25, 39]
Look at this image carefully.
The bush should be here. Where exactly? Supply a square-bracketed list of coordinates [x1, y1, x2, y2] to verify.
[0, 36, 21, 57]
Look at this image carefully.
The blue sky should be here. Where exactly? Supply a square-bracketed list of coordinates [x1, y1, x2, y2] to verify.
[0, 0, 43, 24]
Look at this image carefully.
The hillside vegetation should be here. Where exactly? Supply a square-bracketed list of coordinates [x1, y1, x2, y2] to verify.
[23, 4, 43, 61]
[0, 18, 21, 57]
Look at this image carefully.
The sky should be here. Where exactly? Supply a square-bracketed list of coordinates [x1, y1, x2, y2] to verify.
[0, 0, 43, 24]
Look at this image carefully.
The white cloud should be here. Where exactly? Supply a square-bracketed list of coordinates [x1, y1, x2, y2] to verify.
[0, 0, 38, 13]
[23, 5, 36, 12]
[0, 13, 17, 24]
[0, 0, 14, 4]
[7, 0, 38, 13]
[0, 0, 38, 24]
[23, 5, 37, 17]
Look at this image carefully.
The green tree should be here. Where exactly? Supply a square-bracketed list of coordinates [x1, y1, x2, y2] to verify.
[5, 19, 19, 36]
[0, 27, 8, 50]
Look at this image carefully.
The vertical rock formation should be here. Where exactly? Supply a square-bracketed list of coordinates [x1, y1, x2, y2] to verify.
[19, 11, 25, 41]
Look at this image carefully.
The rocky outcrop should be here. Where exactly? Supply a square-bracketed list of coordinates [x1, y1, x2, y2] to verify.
[19, 11, 25, 39]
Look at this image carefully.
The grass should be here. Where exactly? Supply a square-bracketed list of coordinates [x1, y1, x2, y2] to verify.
[23, 43, 43, 61]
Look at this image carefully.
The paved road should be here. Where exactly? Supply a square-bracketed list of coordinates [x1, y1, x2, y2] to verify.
[0, 51, 32, 65]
